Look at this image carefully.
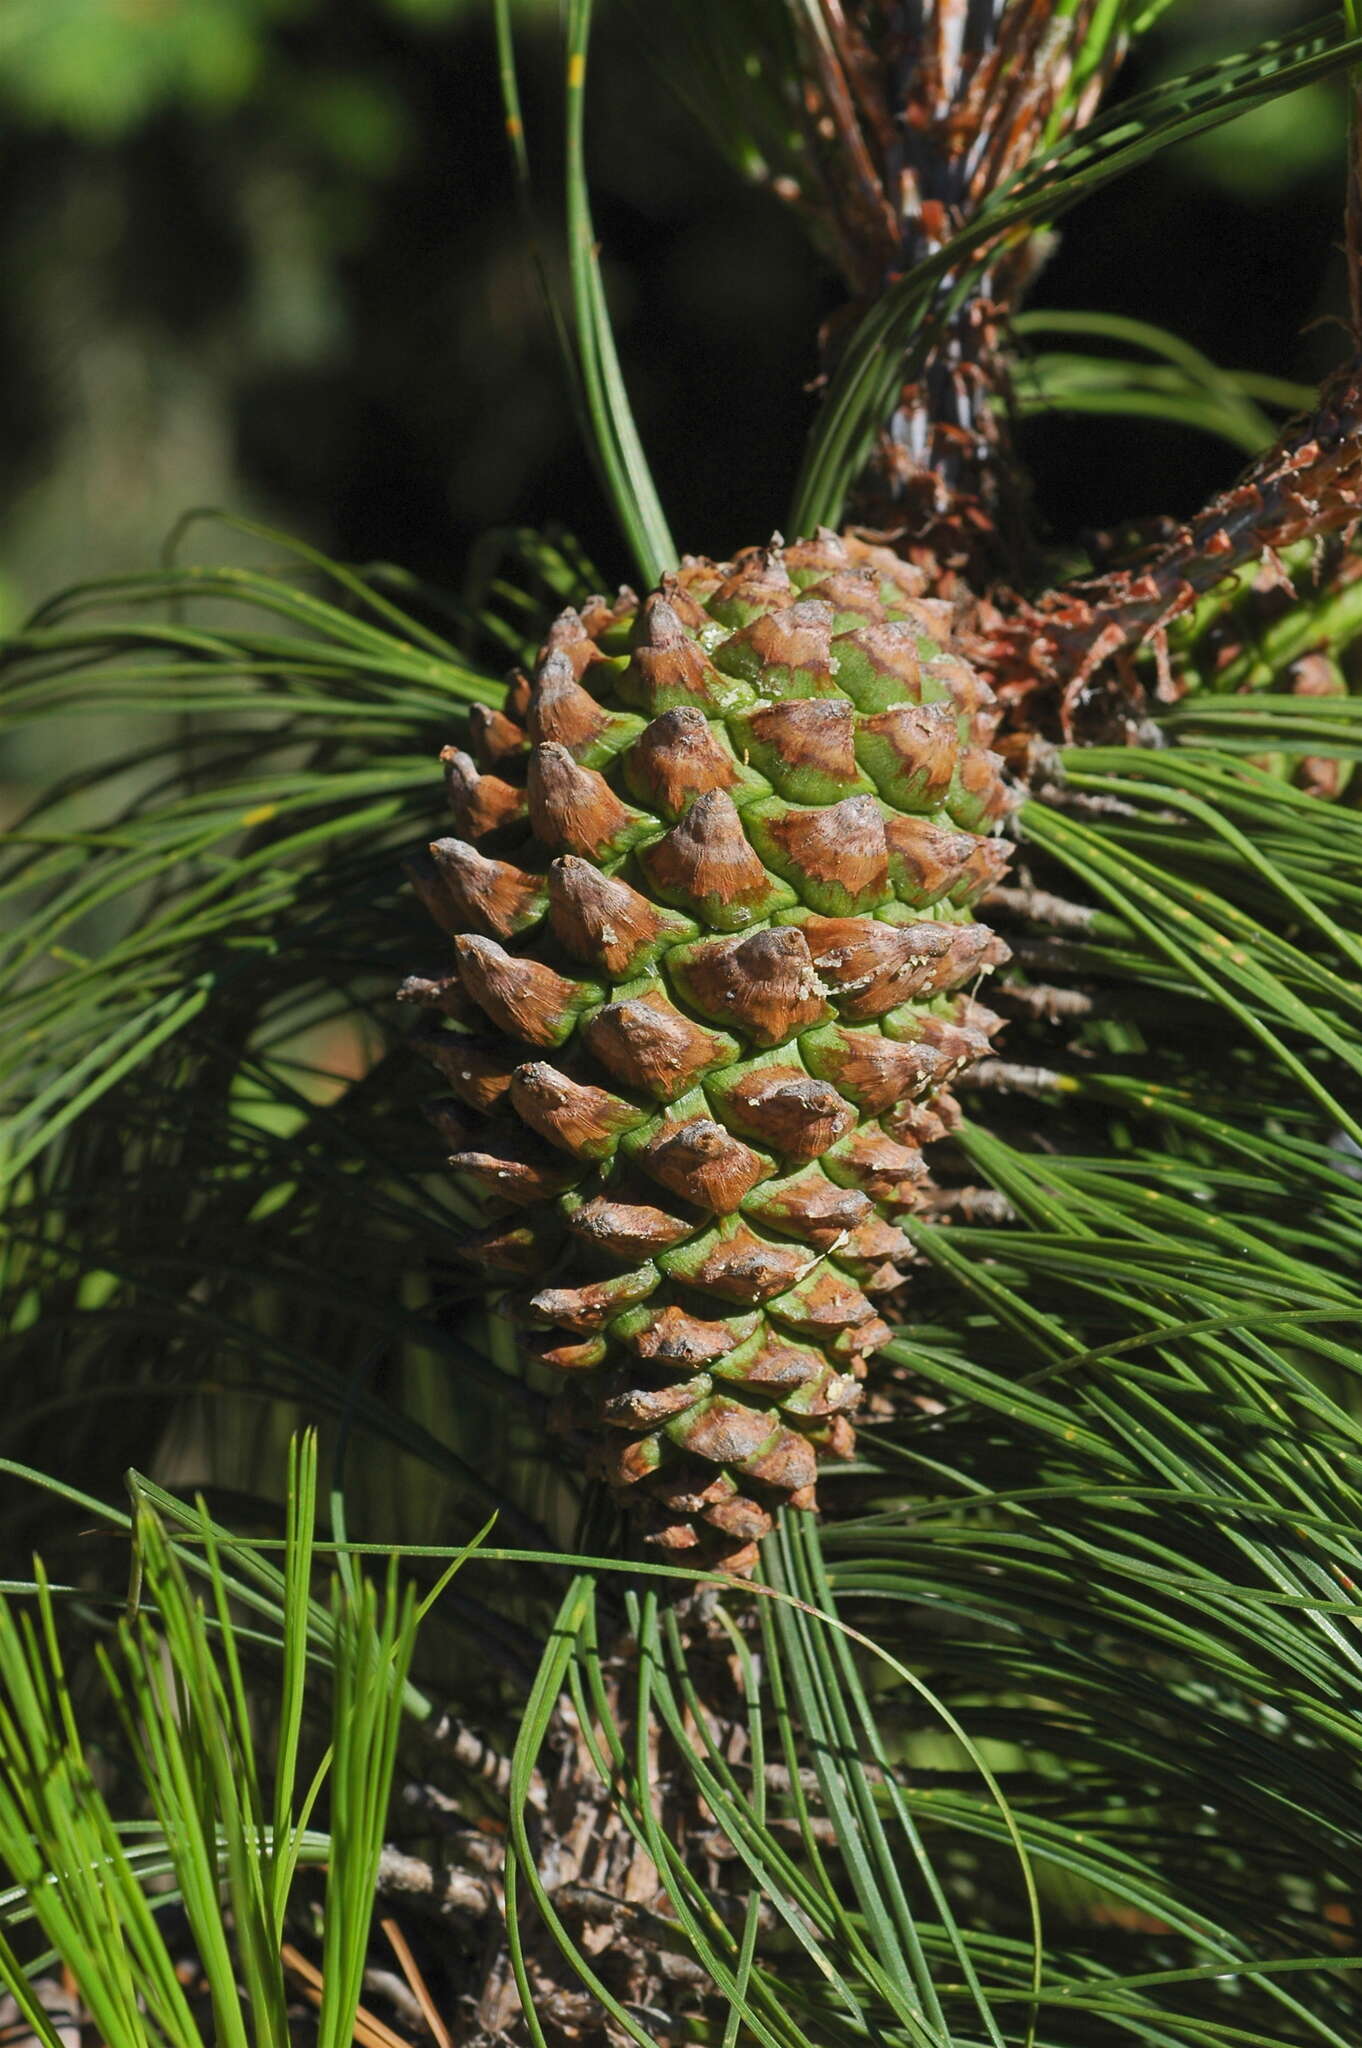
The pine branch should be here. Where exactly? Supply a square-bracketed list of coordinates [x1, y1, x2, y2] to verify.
[793, 3, 1130, 579]
[983, 355, 1362, 736]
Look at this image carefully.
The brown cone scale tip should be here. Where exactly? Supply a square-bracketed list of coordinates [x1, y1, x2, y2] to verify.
[405, 532, 1013, 1571]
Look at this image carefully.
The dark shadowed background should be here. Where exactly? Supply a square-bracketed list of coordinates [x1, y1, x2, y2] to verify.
[0, 0, 1346, 775]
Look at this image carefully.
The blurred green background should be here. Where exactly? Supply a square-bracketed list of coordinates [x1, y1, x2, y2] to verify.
[0, 0, 1348, 798]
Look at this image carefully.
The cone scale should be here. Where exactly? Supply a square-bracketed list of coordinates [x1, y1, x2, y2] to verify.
[404, 531, 1014, 1571]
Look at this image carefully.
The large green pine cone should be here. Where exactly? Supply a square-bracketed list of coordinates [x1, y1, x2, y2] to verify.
[402, 530, 1014, 1572]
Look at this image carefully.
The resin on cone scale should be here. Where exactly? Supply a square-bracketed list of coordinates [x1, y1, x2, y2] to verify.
[405, 531, 1014, 1571]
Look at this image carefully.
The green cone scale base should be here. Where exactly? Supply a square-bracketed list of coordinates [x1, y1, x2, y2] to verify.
[403, 531, 1014, 1572]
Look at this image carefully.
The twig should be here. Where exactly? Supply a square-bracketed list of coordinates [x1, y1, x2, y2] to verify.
[961, 1058, 1068, 1096]
[916, 1185, 1019, 1223]
[382, 1916, 455, 2048]
[376, 1846, 498, 1921]
[981, 883, 1099, 932]
[413, 1709, 533, 1806]
[281, 1942, 411, 2048]
[989, 354, 1362, 734]
[362, 1969, 428, 2034]
[993, 981, 1095, 1021]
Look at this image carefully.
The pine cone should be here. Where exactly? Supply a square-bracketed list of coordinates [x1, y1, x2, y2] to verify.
[403, 530, 1013, 1571]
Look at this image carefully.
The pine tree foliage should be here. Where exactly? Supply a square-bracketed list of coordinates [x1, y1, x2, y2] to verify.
[4, 4, 1362, 2045]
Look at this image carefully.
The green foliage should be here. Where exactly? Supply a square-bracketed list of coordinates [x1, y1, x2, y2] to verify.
[4, 479, 1362, 2034]
[496, 0, 677, 585]
[6, 4, 1362, 2045]
[0, 0, 546, 140]
[1012, 312, 1317, 455]
[480, 739, 1362, 2045]
[0, 518, 576, 1574]
[0, 1433, 445, 2048]
[0, 0, 286, 137]
[7, 531, 1362, 2038]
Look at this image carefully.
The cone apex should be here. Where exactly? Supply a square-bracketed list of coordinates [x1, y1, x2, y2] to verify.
[638, 787, 783, 927]
[670, 926, 830, 1046]
[622, 1304, 760, 1367]
[396, 970, 475, 1022]
[441, 746, 525, 839]
[655, 573, 710, 630]
[637, 591, 688, 647]
[546, 855, 671, 976]
[638, 1115, 768, 1213]
[582, 989, 736, 1100]
[752, 792, 890, 914]
[541, 608, 604, 680]
[563, 1192, 694, 1257]
[444, 1120, 582, 1206]
[407, 837, 543, 940]
[624, 705, 743, 818]
[414, 1027, 520, 1111]
[527, 741, 638, 858]
[528, 652, 610, 752]
[468, 701, 527, 769]
[719, 1067, 855, 1160]
[454, 933, 594, 1047]
[508, 1061, 646, 1159]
